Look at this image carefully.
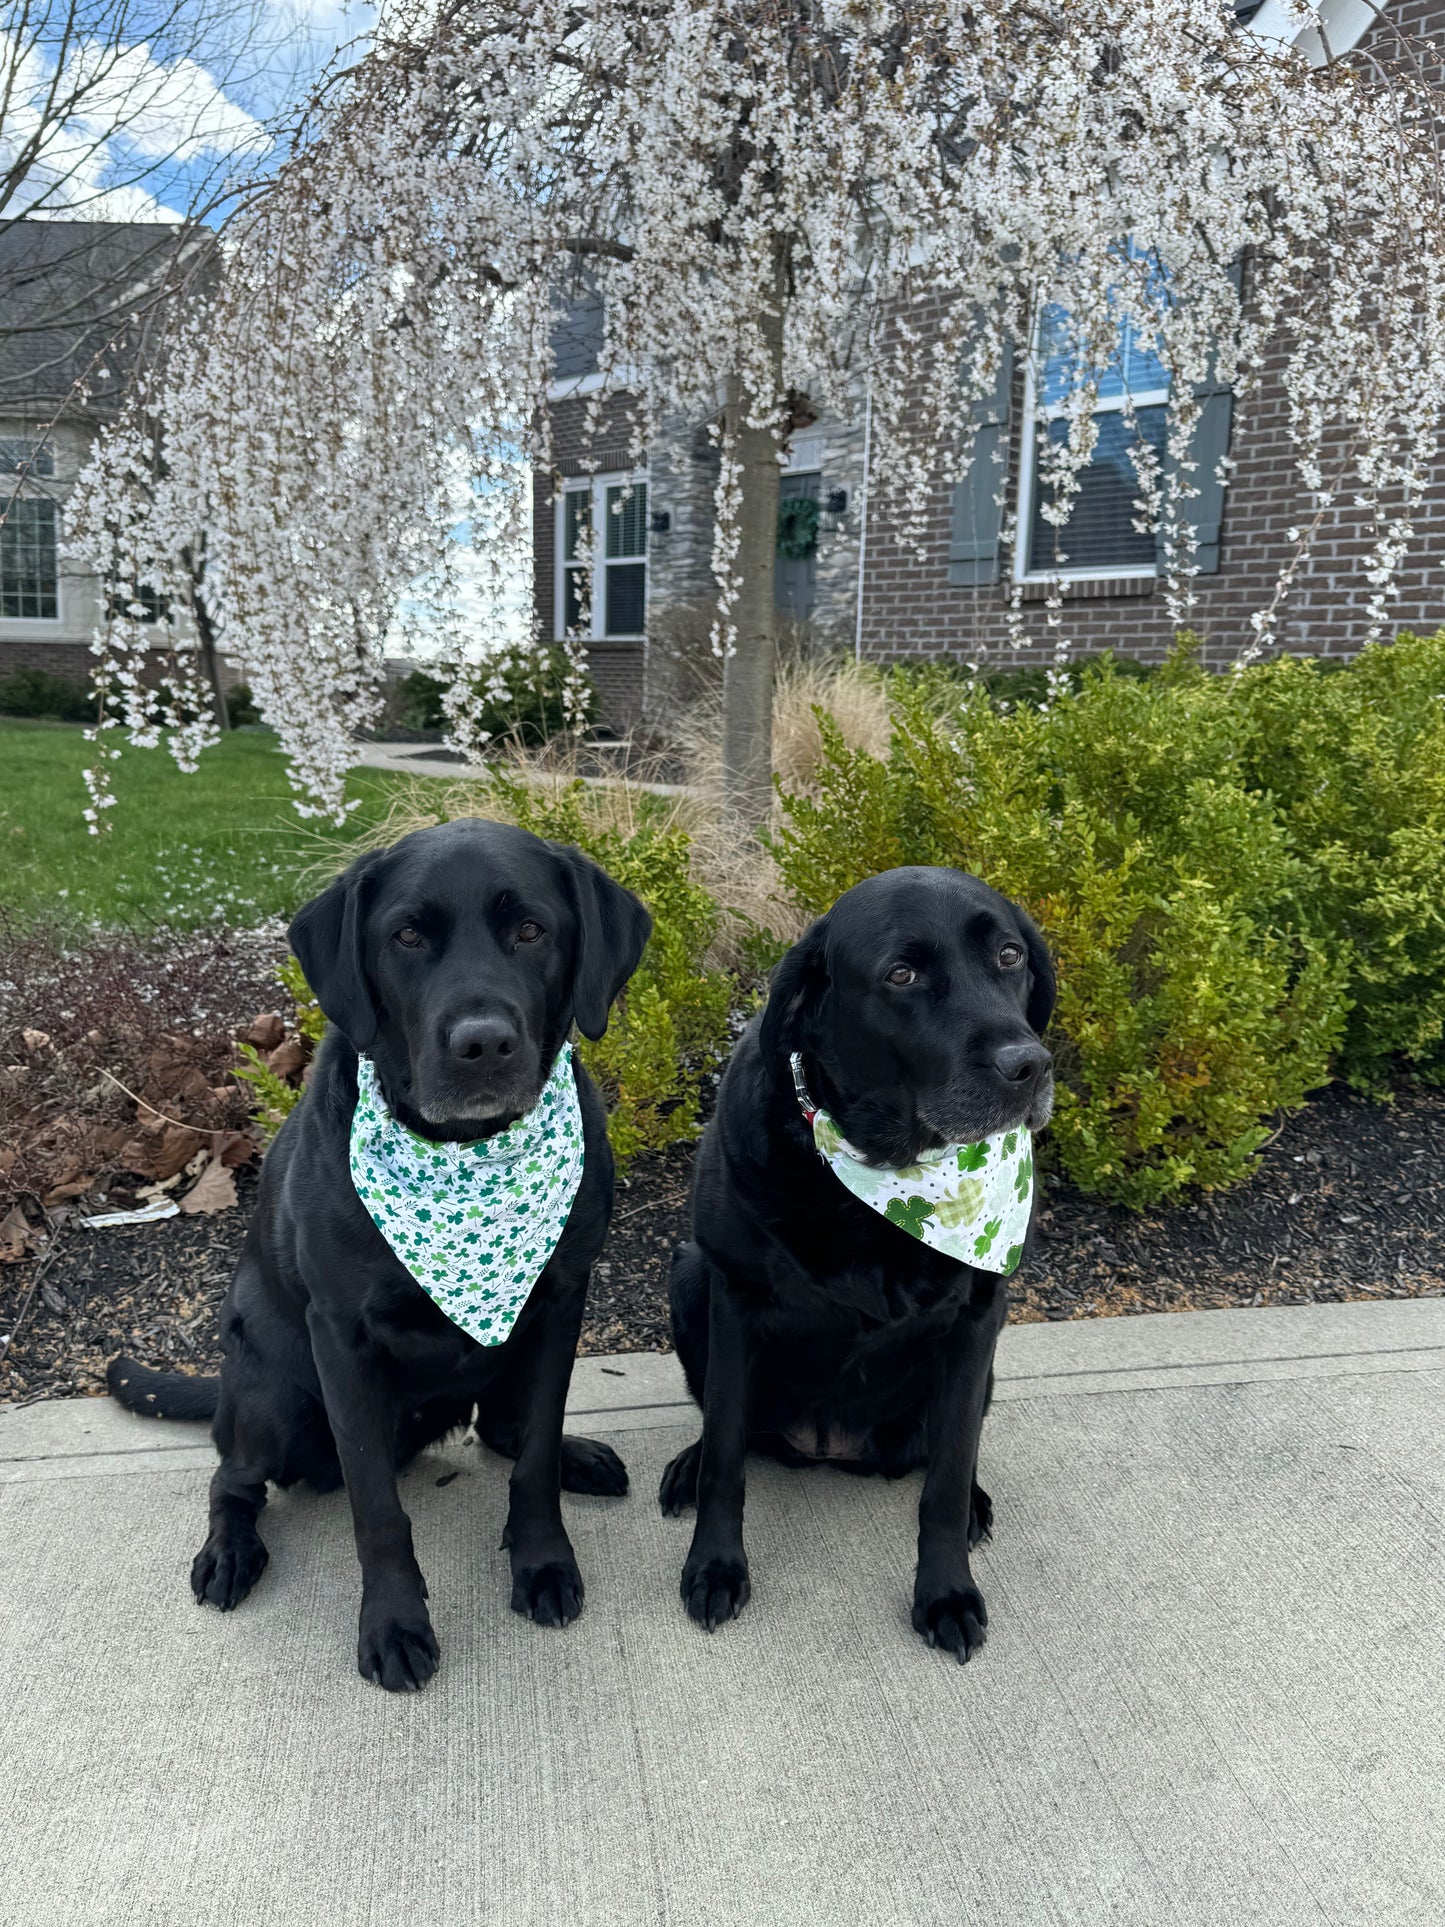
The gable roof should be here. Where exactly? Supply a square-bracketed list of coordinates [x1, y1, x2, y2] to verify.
[0, 220, 195, 416]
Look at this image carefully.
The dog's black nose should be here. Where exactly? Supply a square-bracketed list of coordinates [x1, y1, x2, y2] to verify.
[993, 1041, 1052, 1085]
[448, 1015, 519, 1063]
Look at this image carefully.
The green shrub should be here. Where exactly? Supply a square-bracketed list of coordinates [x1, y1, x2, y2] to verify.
[393, 642, 597, 744]
[233, 957, 325, 1139]
[1224, 633, 1445, 1089]
[910, 649, 1156, 716]
[225, 683, 262, 727]
[0, 667, 94, 722]
[770, 661, 1349, 1208]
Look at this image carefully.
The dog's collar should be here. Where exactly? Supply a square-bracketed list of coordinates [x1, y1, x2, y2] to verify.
[788, 1051, 1034, 1275]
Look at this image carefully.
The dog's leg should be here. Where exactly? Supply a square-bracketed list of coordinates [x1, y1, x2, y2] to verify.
[679, 1269, 752, 1632]
[912, 1278, 1007, 1663]
[503, 1268, 590, 1628]
[192, 1455, 270, 1611]
[190, 1347, 283, 1611]
[307, 1309, 439, 1693]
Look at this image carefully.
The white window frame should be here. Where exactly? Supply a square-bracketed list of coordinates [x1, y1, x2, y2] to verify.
[1013, 328, 1169, 585]
[0, 492, 63, 626]
[554, 468, 649, 641]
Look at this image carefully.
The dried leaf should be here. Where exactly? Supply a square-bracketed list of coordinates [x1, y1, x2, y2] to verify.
[20, 1028, 51, 1052]
[178, 1157, 238, 1216]
[117, 1123, 207, 1181]
[267, 1039, 308, 1080]
[239, 1012, 286, 1051]
[0, 1203, 35, 1263]
[211, 1128, 257, 1168]
[44, 1176, 95, 1205]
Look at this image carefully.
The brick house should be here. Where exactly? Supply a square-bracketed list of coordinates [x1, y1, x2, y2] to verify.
[534, 0, 1445, 733]
[0, 221, 189, 694]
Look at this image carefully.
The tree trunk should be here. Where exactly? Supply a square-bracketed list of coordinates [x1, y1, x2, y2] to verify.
[182, 542, 230, 731]
[722, 301, 784, 826]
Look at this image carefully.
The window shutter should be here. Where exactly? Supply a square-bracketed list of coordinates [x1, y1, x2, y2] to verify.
[948, 342, 1013, 587]
[1157, 262, 1241, 578]
[1159, 387, 1233, 575]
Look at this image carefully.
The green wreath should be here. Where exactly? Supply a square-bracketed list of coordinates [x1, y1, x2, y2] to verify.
[777, 493, 820, 560]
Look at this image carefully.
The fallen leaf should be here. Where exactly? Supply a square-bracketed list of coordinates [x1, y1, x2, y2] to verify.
[239, 1012, 286, 1052]
[0, 1148, 15, 1176]
[44, 1176, 95, 1205]
[211, 1128, 257, 1168]
[20, 1028, 51, 1052]
[0, 1203, 35, 1262]
[267, 1039, 308, 1080]
[117, 1122, 207, 1181]
[178, 1157, 237, 1216]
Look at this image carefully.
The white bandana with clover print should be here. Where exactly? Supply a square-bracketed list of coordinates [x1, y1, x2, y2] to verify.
[348, 1044, 585, 1347]
[789, 1053, 1034, 1277]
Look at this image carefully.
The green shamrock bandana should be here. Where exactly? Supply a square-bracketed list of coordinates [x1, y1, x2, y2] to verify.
[789, 1052, 1033, 1276]
[348, 1044, 585, 1346]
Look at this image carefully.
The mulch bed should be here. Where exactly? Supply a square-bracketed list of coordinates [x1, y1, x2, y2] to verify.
[3, 1072, 1441, 1405]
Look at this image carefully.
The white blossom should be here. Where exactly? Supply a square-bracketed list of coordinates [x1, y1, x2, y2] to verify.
[67, 0, 1445, 818]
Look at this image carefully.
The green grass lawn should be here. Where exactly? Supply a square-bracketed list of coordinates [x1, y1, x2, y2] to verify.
[0, 721, 439, 934]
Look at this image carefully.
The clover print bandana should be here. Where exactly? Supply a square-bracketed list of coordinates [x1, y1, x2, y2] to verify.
[789, 1052, 1033, 1277]
[349, 1044, 585, 1346]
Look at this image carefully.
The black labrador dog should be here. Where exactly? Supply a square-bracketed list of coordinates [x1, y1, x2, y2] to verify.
[660, 866, 1055, 1661]
[109, 818, 650, 1691]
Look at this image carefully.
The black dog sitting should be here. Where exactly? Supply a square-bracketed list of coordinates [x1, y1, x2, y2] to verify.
[109, 818, 650, 1691]
[660, 866, 1055, 1662]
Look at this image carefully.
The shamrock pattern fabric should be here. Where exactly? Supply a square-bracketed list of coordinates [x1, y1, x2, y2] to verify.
[790, 1052, 1033, 1276]
[348, 1044, 585, 1346]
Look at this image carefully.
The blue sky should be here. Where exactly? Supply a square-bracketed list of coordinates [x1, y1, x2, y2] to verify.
[4, 0, 375, 225]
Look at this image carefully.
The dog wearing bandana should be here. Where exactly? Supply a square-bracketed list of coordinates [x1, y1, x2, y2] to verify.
[660, 867, 1055, 1663]
[109, 819, 651, 1692]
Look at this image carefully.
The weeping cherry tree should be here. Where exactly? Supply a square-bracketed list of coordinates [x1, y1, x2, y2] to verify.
[69, 0, 1445, 826]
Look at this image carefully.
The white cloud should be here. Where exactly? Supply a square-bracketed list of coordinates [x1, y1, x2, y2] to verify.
[0, 30, 269, 223]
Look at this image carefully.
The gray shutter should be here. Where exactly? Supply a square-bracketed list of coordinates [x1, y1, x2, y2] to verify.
[948, 342, 1013, 587]
[1158, 262, 1240, 577]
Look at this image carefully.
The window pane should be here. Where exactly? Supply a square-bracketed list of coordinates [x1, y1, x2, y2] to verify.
[605, 561, 646, 635]
[563, 490, 591, 563]
[563, 565, 589, 633]
[605, 483, 647, 560]
[0, 438, 54, 479]
[1027, 406, 1166, 574]
[0, 498, 58, 618]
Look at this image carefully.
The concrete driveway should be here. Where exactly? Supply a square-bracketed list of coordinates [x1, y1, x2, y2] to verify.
[2, 1300, 1444, 1926]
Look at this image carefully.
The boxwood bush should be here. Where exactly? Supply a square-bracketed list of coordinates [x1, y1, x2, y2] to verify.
[769, 635, 1445, 1207]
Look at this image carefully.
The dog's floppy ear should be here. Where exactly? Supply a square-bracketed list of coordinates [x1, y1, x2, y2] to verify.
[288, 852, 382, 1054]
[1012, 902, 1056, 1037]
[557, 845, 652, 1041]
[758, 915, 830, 1066]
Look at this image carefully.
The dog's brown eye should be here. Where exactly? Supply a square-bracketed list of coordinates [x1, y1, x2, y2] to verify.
[885, 964, 916, 987]
[395, 926, 424, 949]
[516, 920, 545, 944]
[999, 943, 1025, 969]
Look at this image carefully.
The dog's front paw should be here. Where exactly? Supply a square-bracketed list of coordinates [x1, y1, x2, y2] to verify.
[358, 1597, 439, 1692]
[191, 1526, 268, 1611]
[560, 1434, 628, 1497]
[681, 1548, 750, 1632]
[511, 1557, 584, 1628]
[912, 1580, 988, 1663]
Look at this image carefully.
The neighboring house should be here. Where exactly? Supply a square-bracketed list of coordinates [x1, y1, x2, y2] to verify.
[0, 221, 187, 692]
[534, 0, 1445, 733]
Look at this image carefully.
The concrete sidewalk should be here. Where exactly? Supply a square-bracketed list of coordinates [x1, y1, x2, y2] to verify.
[3, 1301, 1444, 1926]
